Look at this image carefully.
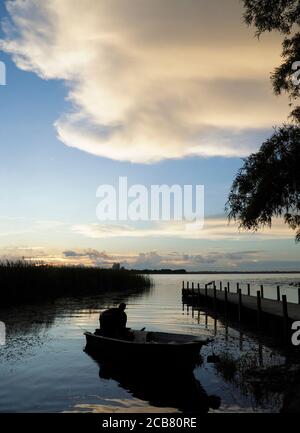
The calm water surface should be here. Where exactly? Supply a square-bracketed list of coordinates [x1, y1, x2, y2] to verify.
[0, 274, 299, 413]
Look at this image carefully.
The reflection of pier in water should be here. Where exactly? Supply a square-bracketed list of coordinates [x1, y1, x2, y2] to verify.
[183, 302, 268, 367]
[85, 349, 221, 413]
[182, 303, 291, 413]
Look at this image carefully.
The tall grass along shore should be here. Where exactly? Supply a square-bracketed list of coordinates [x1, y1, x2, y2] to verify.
[0, 261, 152, 306]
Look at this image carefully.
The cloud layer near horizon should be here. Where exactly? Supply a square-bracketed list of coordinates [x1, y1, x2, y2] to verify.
[1, 246, 299, 272]
[1, 0, 289, 162]
[71, 217, 293, 241]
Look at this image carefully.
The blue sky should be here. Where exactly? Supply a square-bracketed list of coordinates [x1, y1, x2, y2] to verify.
[0, 0, 299, 270]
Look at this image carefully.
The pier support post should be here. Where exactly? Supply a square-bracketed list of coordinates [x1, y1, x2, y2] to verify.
[257, 291, 262, 330]
[214, 317, 217, 336]
[220, 281, 222, 291]
[247, 283, 250, 296]
[237, 282, 239, 293]
[260, 285, 264, 299]
[277, 286, 281, 301]
[227, 282, 230, 292]
[238, 289, 242, 322]
[224, 288, 228, 315]
[213, 284, 217, 309]
[282, 295, 289, 342]
[298, 288, 300, 305]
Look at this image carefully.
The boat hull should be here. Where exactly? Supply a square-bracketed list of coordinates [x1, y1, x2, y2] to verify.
[84, 330, 209, 366]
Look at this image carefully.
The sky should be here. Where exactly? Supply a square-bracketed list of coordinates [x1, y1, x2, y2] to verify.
[0, 0, 299, 271]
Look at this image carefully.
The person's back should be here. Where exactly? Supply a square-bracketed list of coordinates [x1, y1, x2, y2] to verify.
[99, 303, 127, 337]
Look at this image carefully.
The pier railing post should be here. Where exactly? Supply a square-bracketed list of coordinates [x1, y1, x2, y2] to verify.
[187, 281, 189, 290]
[224, 288, 228, 315]
[257, 291, 262, 330]
[298, 288, 300, 305]
[220, 281, 222, 291]
[277, 286, 281, 301]
[260, 285, 264, 299]
[282, 295, 289, 342]
[227, 282, 230, 292]
[247, 283, 250, 296]
[237, 282, 239, 293]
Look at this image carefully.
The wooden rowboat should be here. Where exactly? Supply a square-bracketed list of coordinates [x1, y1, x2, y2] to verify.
[84, 330, 210, 365]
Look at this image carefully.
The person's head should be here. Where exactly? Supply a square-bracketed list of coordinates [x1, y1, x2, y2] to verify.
[118, 303, 126, 311]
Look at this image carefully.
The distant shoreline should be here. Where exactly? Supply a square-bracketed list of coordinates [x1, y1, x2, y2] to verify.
[134, 270, 300, 275]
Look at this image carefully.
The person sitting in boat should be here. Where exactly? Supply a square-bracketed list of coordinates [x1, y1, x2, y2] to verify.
[99, 303, 128, 338]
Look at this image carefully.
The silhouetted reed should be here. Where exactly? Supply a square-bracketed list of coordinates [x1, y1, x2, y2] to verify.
[0, 261, 151, 306]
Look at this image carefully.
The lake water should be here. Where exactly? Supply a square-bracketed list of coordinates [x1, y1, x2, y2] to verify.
[0, 273, 299, 413]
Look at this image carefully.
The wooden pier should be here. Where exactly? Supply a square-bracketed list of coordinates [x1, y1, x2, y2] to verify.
[182, 281, 300, 343]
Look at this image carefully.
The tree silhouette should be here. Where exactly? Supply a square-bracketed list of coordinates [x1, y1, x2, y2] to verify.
[226, 0, 300, 241]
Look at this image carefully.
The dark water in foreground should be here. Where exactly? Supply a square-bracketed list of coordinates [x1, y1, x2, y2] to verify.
[0, 274, 299, 413]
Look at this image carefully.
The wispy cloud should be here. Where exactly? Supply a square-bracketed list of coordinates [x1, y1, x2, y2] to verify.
[1, 0, 288, 162]
[71, 217, 294, 240]
[0, 217, 66, 238]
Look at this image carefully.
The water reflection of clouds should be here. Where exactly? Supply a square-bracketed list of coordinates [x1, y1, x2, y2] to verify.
[66, 398, 178, 413]
[0, 289, 152, 366]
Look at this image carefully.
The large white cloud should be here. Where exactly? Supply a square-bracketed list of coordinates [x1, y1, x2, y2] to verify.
[1, 0, 289, 162]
